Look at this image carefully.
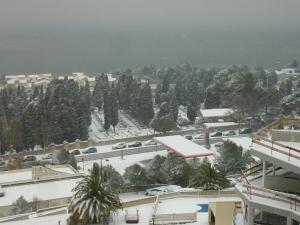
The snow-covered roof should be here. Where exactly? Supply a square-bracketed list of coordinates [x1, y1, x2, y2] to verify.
[154, 135, 214, 158]
[0, 177, 82, 206]
[204, 122, 238, 128]
[200, 108, 234, 118]
[275, 68, 299, 76]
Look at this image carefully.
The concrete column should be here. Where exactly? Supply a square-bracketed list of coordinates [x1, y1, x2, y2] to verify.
[286, 216, 292, 225]
[273, 164, 276, 176]
[262, 160, 266, 187]
[248, 207, 255, 225]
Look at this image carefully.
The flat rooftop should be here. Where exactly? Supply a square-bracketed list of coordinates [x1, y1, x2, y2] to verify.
[0, 177, 82, 207]
[204, 122, 238, 128]
[0, 166, 76, 184]
[200, 108, 233, 118]
[154, 135, 214, 158]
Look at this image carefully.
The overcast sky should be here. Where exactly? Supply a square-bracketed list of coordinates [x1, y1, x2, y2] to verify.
[1, 0, 300, 30]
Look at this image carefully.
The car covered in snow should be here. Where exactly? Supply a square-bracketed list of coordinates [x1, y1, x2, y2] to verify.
[144, 187, 168, 196]
[23, 155, 37, 162]
[223, 130, 236, 136]
[194, 134, 206, 139]
[42, 153, 53, 162]
[210, 131, 222, 137]
[239, 128, 252, 134]
[144, 139, 157, 146]
[112, 142, 127, 150]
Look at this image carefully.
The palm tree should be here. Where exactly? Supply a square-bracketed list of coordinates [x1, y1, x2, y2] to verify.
[191, 159, 229, 190]
[69, 163, 122, 225]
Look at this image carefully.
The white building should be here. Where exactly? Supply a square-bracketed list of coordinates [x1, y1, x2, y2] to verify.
[275, 68, 300, 76]
[234, 117, 300, 225]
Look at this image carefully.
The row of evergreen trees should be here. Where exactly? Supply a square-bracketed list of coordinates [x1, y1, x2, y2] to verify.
[0, 78, 92, 154]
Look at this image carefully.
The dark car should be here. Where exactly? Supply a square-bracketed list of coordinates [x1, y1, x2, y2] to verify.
[0, 159, 5, 166]
[211, 131, 222, 137]
[23, 155, 37, 162]
[184, 135, 193, 140]
[83, 147, 97, 154]
[71, 149, 81, 155]
[128, 142, 142, 148]
[240, 128, 252, 134]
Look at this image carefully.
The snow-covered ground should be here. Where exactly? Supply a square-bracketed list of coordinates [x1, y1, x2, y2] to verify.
[89, 110, 154, 141]
[78, 150, 168, 175]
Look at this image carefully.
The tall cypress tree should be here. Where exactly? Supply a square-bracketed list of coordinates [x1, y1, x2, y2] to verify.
[93, 75, 103, 111]
[110, 88, 119, 132]
[168, 89, 178, 122]
[139, 83, 154, 124]
[103, 91, 111, 132]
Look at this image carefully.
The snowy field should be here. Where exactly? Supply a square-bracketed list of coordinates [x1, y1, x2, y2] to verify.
[89, 110, 154, 141]
[88, 108, 199, 142]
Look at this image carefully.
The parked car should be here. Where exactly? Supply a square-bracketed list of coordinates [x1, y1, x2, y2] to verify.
[144, 139, 157, 146]
[23, 155, 37, 162]
[112, 142, 127, 150]
[144, 187, 168, 196]
[0, 186, 4, 197]
[128, 141, 142, 148]
[83, 147, 97, 154]
[70, 149, 81, 155]
[194, 134, 206, 139]
[211, 131, 222, 137]
[240, 128, 252, 134]
[0, 158, 5, 166]
[42, 153, 53, 160]
[214, 142, 224, 148]
[184, 135, 193, 140]
[223, 130, 236, 136]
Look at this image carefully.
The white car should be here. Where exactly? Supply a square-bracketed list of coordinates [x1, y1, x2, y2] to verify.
[223, 130, 236, 136]
[112, 142, 127, 150]
[194, 134, 206, 139]
[42, 153, 53, 162]
[144, 139, 157, 146]
[144, 187, 167, 196]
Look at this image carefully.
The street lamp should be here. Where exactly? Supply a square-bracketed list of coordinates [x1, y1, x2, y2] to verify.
[100, 158, 109, 179]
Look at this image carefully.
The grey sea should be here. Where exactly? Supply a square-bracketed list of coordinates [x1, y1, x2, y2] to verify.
[0, 27, 299, 74]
